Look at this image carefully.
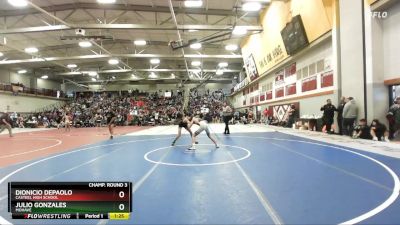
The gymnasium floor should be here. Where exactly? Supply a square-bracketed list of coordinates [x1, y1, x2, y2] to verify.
[0, 124, 400, 225]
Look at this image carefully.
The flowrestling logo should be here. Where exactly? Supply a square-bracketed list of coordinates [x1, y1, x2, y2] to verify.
[372, 11, 388, 19]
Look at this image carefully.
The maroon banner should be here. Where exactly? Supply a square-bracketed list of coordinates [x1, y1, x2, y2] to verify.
[275, 87, 284, 98]
[260, 94, 266, 102]
[275, 70, 284, 85]
[286, 83, 297, 96]
[321, 71, 333, 88]
[266, 91, 273, 100]
[285, 63, 296, 78]
[302, 76, 317, 92]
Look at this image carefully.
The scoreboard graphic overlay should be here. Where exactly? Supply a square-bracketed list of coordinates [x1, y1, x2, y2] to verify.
[8, 182, 132, 220]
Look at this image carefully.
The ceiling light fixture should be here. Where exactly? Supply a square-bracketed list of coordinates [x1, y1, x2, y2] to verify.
[41, 75, 49, 79]
[18, 70, 27, 74]
[97, 0, 116, 4]
[150, 58, 160, 64]
[79, 41, 92, 48]
[216, 70, 224, 75]
[8, 0, 28, 7]
[88, 71, 98, 77]
[225, 44, 239, 51]
[134, 40, 147, 46]
[191, 61, 202, 67]
[190, 43, 202, 49]
[218, 62, 228, 67]
[232, 26, 248, 35]
[184, 0, 203, 8]
[188, 29, 199, 32]
[24, 47, 39, 53]
[192, 69, 202, 74]
[67, 64, 77, 68]
[242, 2, 262, 12]
[149, 72, 158, 79]
[108, 58, 119, 65]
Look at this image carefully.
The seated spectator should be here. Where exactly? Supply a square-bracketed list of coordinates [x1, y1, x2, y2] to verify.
[26, 116, 38, 128]
[269, 116, 280, 126]
[352, 119, 372, 140]
[370, 119, 390, 142]
[42, 116, 50, 128]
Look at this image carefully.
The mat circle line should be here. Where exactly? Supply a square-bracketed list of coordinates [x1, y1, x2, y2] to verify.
[144, 144, 251, 166]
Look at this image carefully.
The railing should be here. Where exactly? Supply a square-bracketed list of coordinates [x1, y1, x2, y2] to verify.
[0, 83, 65, 98]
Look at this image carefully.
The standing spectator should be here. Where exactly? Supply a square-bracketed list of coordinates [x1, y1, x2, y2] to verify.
[248, 110, 254, 124]
[286, 104, 297, 128]
[370, 119, 390, 142]
[263, 108, 271, 125]
[387, 97, 400, 140]
[0, 112, 13, 137]
[336, 96, 346, 135]
[17, 114, 25, 128]
[222, 102, 232, 134]
[320, 99, 337, 134]
[234, 111, 240, 124]
[342, 97, 358, 136]
[106, 109, 117, 139]
[63, 113, 72, 132]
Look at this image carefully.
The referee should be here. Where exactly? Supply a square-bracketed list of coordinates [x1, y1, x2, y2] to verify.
[222, 102, 232, 135]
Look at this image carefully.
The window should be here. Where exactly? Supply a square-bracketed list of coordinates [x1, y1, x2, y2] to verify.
[297, 69, 302, 80]
[317, 59, 324, 73]
[302, 67, 309, 78]
[309, 63, 316, 75]
[267, 82, 273, 91]
[261, 84, 267, 92]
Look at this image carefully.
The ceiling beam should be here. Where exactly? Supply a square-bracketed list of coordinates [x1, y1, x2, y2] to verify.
[57, 68, 241, 75]
[2, 39, 225, 54]
[78, 79, 233, 84]
[0, 54, 243, 65]
[0, 3, 257, 17]
[0, 24, 262, 34]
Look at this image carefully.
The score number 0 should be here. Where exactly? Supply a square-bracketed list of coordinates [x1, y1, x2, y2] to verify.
[119, 191, 126, 211]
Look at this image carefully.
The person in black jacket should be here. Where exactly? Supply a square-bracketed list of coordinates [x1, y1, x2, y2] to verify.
[286, 104, 297, 128]
[336, 97, 346, 135]
[371, 119, 390, 142]
[0, 112, 13, 137]
[352, 119, 372, 140]
[321, 99, 337, 134]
